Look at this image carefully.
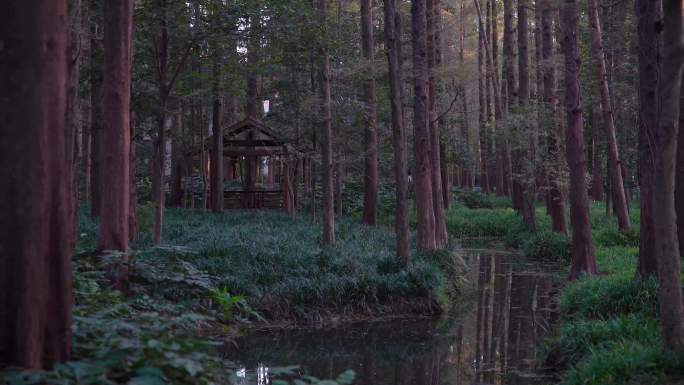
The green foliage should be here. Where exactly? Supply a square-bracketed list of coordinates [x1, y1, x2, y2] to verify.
[562, 340, 684, 385]
[522, 231, 570, 261]
[593, 225, 640, 247]
[209, 287, 265, 322]
[137, 202, 156, 237]
[445, 207, 522, 238]
[452, 188, 511, 209]
[560, 274, 659, 321]
[545, 314, 659, 370]
[134, 209, 461, 320]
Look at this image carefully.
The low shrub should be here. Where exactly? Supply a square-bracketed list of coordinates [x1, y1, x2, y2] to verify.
[452, 188, 511, 209]
[560, 274, 659, 321]
[593, 225, 640, 247]
[562, 339, 684, 385]
[523, 231, 570, 261]
[545, 314, 659, 370]
[445, 207, 521, 238]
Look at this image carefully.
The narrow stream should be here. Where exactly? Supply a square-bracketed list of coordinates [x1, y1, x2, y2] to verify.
[224, 250, 560, 385]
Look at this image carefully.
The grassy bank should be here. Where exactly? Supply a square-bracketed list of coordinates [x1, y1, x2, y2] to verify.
[2, 207, 467, 385]
[134, 208, 467, 322]
[445, 188, 683, 384]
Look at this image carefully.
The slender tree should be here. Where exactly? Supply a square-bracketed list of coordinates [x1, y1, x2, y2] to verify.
[99, 0, 134, 290]
[654, 0, 684, 352]
[412, 0, 437, 251]
[560, 0, 598, 280]
[361, 0, 379, 225]
[586, 0, 631, 230]
[502, 0, 516, 109]
[0, 0, 73, 369]
[383, 0, 410, 264]
[478, 9, 490, 193]
[542, 0, 567, 234]
[459, 0, 472, 188]
[635, 0, 659, 278]
[515, 0, 537, 232]
[210, 56, 224, 213]
[319, 0, 336, 244]
[90, 1, 104, 218]
[427, 0, 448, 247]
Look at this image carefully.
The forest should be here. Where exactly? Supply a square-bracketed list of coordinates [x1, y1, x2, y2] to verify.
[2, 0, 684, 384]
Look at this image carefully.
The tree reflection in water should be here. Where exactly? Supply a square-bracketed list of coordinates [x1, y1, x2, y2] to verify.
[224, 252, 558, 385]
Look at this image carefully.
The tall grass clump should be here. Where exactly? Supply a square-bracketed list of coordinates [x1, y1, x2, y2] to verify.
[560, 274, 658, 321]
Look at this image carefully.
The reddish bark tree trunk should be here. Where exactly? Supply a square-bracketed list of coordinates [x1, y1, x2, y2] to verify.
[502, 0, 517, 108]
[99, 0, 133, 290]
[459, 0, 472, 189]
[129, 107, 138, 242]
[515, 0, 537, 232]
[66, 0, 82, 246]
[587, 0, 631, 230]
[478, 17, 490, 193]
[412, 0, 437, 251]
[561, 0, 598, 280]
[678, 77, 684, 265]
[427, 0, 448, 247]
[635, 0, 659, 278]
[152, 0, 169, 244]
[319, 0, 336, 244]
[90, 18, 104, 218]
[384, 0, 411, 264]
[210, 59, 224, 213]
[361, 0, 379, 225]
[0, 0, 73, 369]
[542, 0, 567, 234]
[654, 0, 684, 352]
[591, 110, 605, 201]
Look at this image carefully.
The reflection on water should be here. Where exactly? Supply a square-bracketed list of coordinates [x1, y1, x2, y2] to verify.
[224, 251, 558, 385]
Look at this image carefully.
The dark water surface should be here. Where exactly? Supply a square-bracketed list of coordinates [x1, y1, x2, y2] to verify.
[224, 249, 560, 385]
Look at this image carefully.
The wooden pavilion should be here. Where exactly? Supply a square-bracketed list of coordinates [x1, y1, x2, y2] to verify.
[221, 117, 306, 212]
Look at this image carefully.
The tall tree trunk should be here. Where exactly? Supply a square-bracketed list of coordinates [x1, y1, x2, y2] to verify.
[361, 0, 379, 225]
[66, 0, 82, 246]
[591, 110, 605, 201]
[678, 73, 684, 265]
[99, 0, 133, 290]
[428, 0, 448, 247]
[129, 103, 138, 242]
[459, 0, 472, 188]
[412, 0, 437, 251]
[587, 0, 631, 230]
[561, 0, 598, 280]
[502, 0, 516, 108]
[319, 0, 336, 244]
[0, 0, 73, 369]
[152, 0, 169, 244]
[210, 58, 224, 213]
[500, 0, 515, 196]
[478, 15, 490, 193]
[542, 0, 567, 235]
[90, 11, 104, 218]
[654, 0, 684, 352]
[515, 0, 537, 232]
[636, 0, 659, 278]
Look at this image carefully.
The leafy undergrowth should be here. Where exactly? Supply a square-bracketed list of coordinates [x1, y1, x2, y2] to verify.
[2, 254, 355, 385]
[545, 243, 682, 384]
[134, 209, 468, 323]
